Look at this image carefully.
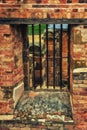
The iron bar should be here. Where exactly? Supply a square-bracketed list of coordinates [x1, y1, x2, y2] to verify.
[28, 25, 30, 89]
[59, 24, 63, 89]
[29, 24, 71, 90]
[32, 24, 35, 89]
[23, 0, 27, 3]
[39, 24, 42, 88]
[46, 24, 48, 88]
[68, 24, 71, 91]
[2, 0, 6, 3]
[0, 18, 87, 24]
[20, 25, 29, 90]
[53, 24, 55, 89]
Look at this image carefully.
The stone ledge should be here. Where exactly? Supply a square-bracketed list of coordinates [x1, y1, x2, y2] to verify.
[0, 115, 13, 120]
[13, 81, 24, 107]
[73, 68, 87, 73]
[14, 91, 73, 124]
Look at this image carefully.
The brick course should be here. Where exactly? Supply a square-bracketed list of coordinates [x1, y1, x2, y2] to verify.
[0, 3, 86, 19]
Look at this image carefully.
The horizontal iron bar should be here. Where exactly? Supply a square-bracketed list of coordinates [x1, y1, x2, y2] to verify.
[0, 18, 87, 24]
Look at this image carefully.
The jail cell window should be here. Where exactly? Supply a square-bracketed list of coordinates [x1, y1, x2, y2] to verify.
[28, 24, 71, 91]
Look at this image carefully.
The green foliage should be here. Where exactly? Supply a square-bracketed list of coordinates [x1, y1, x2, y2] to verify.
[28, 24, 46, 35]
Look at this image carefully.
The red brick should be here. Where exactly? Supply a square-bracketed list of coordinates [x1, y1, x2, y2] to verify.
[75, 124, 87, 130]
[0, 100, 14, 114]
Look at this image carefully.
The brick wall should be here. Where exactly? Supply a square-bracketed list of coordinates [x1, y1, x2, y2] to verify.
[0, 25, 24, 115]
[70, 25, 87, 130]
[0, 1, 86, 19]
[0, 0, 87, 129]
[0, 25, 87, 129]
[0, 0, 87, 4]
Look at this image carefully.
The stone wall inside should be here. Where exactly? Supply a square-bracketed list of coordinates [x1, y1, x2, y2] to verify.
[43, 30, 68, 86]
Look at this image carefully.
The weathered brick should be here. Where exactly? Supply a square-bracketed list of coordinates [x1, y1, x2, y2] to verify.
[21, 128, 30, 130]
[0, 4, 86, 129]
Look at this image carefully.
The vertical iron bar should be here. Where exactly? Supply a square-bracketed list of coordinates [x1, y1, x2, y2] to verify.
[39, 24, 42, 88]
[2, 0, 6, 3]
[28, 25, 30, 89]
[68, 24, 71, 91]
[60, 24, 63, 89]
[20, 25, 29, 90]
[32, 24, 35, 89]
[23, 0, 27, 4]
[53, 24, 55, 89]
[46, 24, 48, 88]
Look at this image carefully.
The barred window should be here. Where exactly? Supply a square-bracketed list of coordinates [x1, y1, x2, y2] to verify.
[28, 24, 71, 91]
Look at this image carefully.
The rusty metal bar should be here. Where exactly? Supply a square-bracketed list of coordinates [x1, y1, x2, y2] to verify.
[46, 24, 48, 88]
[53, 24, 55, 89]
[20, 24, 29, 90]
[60, 24, 63, 89]
[68, 24, 71, 91]
[39, 24, 42, 88]
[2, 0, 6, 3]
[32, 24, 35, 88]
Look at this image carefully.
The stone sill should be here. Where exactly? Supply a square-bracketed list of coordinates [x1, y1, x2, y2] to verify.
[0, 115, 13, 120]
[0, 119, 74, 124]
[13, 91, 74, 124]
[0, 91, 74, 127]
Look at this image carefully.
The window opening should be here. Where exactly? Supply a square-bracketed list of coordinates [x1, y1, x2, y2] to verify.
[28, 24, 70, 91]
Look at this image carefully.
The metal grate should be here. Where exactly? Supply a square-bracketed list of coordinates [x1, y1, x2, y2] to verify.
[28, 24, 71, 91]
